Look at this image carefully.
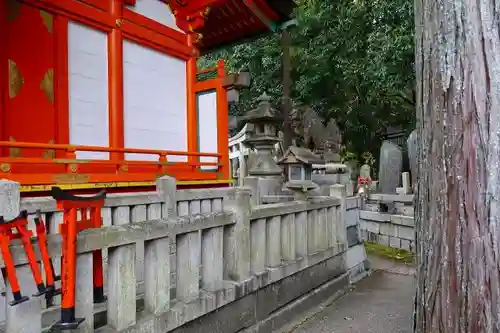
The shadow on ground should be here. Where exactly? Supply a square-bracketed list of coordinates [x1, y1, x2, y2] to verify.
[287, 255, 415, 333]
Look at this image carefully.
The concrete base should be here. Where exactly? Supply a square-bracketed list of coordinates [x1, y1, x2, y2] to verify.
[169, 254, 358, 333]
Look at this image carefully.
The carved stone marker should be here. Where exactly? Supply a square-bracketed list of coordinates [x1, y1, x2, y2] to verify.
[407, 129, 418, 190]
[378, 141, 403, 194]
[0, 180, 20, 220]
[360, 164, 371, 179]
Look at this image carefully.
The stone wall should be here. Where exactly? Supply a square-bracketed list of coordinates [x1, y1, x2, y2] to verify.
[0, 179, 369, 333]
[358, 194, 416, 252]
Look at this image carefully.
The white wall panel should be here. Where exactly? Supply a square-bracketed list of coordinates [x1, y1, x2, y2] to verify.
[68, 22, 109, 160]
[123, 40, 188, 162]
[197, 91, 218, 171]
[127, 0, 183, 33]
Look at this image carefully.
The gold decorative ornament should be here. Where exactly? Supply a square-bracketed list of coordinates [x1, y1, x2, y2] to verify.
[8, 137, 21, 157]
[7, 0, 21, 22]
[53, 173, 89, 184]
[42, 140, 56, 159]
[200, 7, 211, 18]
[69, 164, 78, 173]
[0, 164, 11, 173]
[8, 59, 24, 99]
[116, 19, 122, 27]
[196, 33, 204, 43]
[40, 68, 54, 104]
[40, 10, 53, 33]
[120, 165, 128, 172]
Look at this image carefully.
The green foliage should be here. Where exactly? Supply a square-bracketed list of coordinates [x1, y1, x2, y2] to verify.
[364, 241, 415, 264]
[361, 152, 376, 167]
[200, 0, 415, 158]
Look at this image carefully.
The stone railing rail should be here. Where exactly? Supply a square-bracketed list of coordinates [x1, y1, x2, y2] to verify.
[0, 178, 351, 333]
[19, 187, 235, 232]
[364, 193, 414, 217]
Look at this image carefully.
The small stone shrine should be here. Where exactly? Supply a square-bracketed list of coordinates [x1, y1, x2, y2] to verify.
[278, 146, 323, 200]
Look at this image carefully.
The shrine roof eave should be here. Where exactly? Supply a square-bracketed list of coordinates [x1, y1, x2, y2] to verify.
[199, 28, 278, 55]
[165, 0, 297, 53]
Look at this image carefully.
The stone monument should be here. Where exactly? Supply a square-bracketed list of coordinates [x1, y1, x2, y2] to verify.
[359, 164, 371, 179]
[242, 93, 284, 198]
[378, 141, 403, 194]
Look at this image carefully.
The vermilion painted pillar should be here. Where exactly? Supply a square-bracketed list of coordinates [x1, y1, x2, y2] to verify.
[216, 59, 230, 180]
[0, 1, 6, 148]
[186, 34, 198, 170]
[54, 16, 70, 147]
[108, 0, 124, 160]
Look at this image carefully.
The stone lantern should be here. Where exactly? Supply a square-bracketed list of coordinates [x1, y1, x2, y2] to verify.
[278, 146, 323, 200]
[242, 93, 283, 177]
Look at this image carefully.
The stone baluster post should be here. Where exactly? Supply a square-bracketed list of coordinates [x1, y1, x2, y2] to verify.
[108, 242, 137, 330]
[156, 175, 178, 297]
[330, 184, 347, 250]
[156, 176, 178, 218]
[144, 236, 171, 314]
[223, 188, 251, 281]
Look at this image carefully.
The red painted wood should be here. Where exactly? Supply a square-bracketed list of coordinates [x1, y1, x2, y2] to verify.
[5, 3, 56, 157]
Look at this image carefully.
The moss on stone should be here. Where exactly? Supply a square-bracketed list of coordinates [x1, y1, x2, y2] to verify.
[364, 241, 414, 264]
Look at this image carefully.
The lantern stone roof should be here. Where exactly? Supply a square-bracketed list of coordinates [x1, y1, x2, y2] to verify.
[278, 146, 324, 165]
[242, 93, 282, 124]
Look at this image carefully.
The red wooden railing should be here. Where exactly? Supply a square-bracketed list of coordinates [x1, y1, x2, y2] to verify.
[0, 141, 225, 191]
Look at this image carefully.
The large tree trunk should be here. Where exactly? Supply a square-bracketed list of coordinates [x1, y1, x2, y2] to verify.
[414, 0, 500, 332]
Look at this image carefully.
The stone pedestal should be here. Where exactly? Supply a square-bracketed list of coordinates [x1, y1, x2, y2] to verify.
[284, 180, 318, 201]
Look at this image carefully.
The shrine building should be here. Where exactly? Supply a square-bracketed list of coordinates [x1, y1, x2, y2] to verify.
[0, 0, 295, 195]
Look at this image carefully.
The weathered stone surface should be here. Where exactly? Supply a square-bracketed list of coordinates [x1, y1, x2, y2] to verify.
[4, 173, 371, 333]
[346, 225, 361, 247]
[359, 164, 371, 178]
[169, 254, 347, 333]
[378, 141, 403, 194]
[407, 129, 418, 190]
[389, 236, 401, 249]
[0, 180, 20, 220]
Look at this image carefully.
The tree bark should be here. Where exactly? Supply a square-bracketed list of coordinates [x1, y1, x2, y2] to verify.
[414, 0, 500, 332]
[281, 28, 293, 150]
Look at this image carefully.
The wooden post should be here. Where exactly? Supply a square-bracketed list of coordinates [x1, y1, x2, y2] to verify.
[414, 0, 500, 331]
[186, 33, 198, 171]
[216, 59, 230, 180]
[108, 0, 124, 160]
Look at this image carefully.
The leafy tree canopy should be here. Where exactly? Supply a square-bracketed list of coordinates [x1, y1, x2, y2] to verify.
[200, 0, 415, 162]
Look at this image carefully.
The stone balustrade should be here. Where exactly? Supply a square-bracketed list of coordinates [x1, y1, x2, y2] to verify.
[0, 178, 369, 333]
